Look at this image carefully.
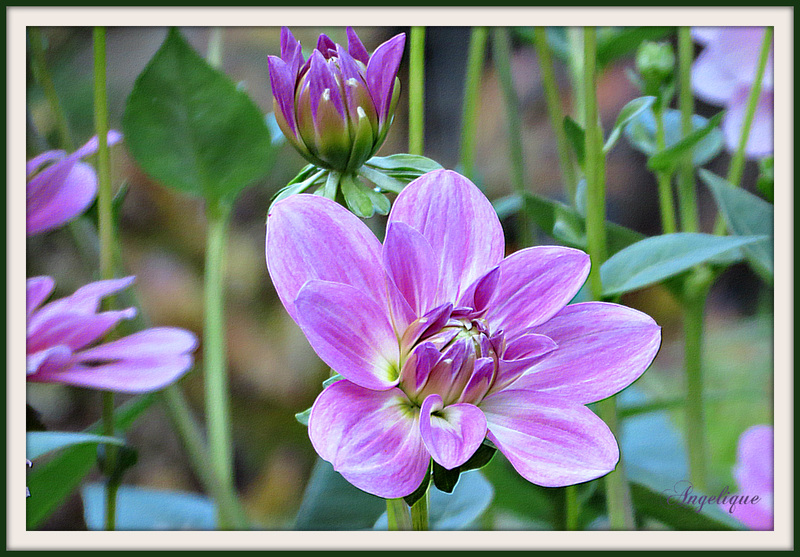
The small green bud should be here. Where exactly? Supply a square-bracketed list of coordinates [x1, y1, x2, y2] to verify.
[636, 41, 675, 95]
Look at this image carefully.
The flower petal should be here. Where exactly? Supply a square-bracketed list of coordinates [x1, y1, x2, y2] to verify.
[294, 280, 400, 390]
[481, 390, 619, 487]
[266, 194, 388, 323]
[346, 27, 370, 65]
[279, 27, 304, 75]
[26, 276, 55, 320]
[723, 89, 773, 158]
[268, 55, 299, 137]
[486, 246, 590, 337]
[513, 302, 661, 404]
[382, 221, 439, 317]
[26, 308, 137, 354]
[27, 162, 98, 236]
[734, 425, 773, 494]
[26, 150, 66, 178]
[308, 380, 429, 498]
[420, 394, 487, 470]
[389, 170, 505, 305]
[691, 46, 739, 104]
[492, 333, 558, 393]
[27, 345, 72, 376]
[75, 327, 198, 362]
[365, 33, 406, 124]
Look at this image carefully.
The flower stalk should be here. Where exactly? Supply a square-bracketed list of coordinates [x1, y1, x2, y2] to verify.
[386, 498, 412, 530]
[677, 27, 699, 233]
[459, 27, 488, 181]
[410, 489, 430, 530]
[653, 101, 678, 235]
[409, 27, 426, 156]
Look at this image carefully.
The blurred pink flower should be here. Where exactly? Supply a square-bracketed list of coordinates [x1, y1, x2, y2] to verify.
[266, 169, 661, 498]
[26, 275, 197, 393]
[724, 425, 773, 530]
[26, 131, 122, 236]
[692, 27, 773, 158]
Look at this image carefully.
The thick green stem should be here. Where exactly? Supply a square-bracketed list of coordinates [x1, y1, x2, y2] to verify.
[408, 27, 426, 156]
[410, 489, 430, 531]
[565, 485, 579, 530]
[654, 102, 677, 234]
[386, 498, 412, 530]
[28, 27, 74, 151]
[568, 28, 585, 125]
[459, 27, 488, 181]
[493, 27, 531, 247]
[677, 27, 699, 233]
[204, 202, 235, 529]
[533, 26, 578, 204]
[583, 27, 634, 530]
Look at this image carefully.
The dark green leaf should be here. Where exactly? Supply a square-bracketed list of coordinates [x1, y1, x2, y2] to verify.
[597, 27, 676, 68]
[647, 112, 724, 172]
[603, 96, 656, 153]
[403, 465, 431, 506]
[27, 404, 47, 432]
[123, 28, 275, 203]
[82, 484, 217, 530]
[625, 108, 724, 167]
[27, 431, 126, 462]
[460, 443, 497, 473]
[600, 232, 767, 296]
[701, 170, 774, 284]
[756, 156, 774, 202]
[294, 458, 385, 530]
[432, 461, 460, 494]
[563, 116, 585, 168]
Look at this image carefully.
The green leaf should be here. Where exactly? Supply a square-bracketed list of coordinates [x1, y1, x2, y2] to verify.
[82, 484, 217, 530]
[600, 232, 768, 296]
[603, 96, 656, 153]
[563, 116, 586, 168]
[123, 28, 275, 204]
[596, 27, 676, 68]
[340, 173, 375, 218]
[375, 470, 494, 530]
[26, 444, 97, 529]
[756, 156, 774, 202]
[700, 170, 774, 284]
[27, 431, 126, 461]
[365, 153, 443, 175]
[403, 465, 431, 506]
[647, 112, 724, 173]
[432, 443, 497, 494]
[358, 164, 406, 194]
[294, 458, 385, 530]
[625, 108, 724, 167]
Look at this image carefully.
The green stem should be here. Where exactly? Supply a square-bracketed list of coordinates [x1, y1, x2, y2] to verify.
[204, 202, 235, 529]
[206, 27, 223, 69]
[386, 498, 412, 531]
[568, 28, 585, 125]
[408, 26, 426, 156]
[410, 489, 430, 531]
[565, 485, 579, 530]
[493, 27, 531, 247]
[654, 101, 677, 234]
[677, 27, 699, 233]
[533, 26, 578, 204]
[583, 27, 634, 531]
[458, 27, 488, 181]
[28, 27, 74, 151]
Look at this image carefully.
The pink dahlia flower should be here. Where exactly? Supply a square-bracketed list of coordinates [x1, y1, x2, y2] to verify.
[27, 275, 197, 393]
[27, 131, 122, 236]
[266, 169, 661, 498]
[725, 425, 773, 530]
[692, 27, 773, 158]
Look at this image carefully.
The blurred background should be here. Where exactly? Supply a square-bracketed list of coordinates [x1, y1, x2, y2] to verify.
[26, 26, 772, 529]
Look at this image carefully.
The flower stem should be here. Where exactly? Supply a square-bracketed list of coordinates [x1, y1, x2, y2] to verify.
[583, 27, 634, 531]
[408, 26, 426, 156]
[533, 26, 578, 204]
[204, 201, 235, 529]
[654, 101, 677, 234]
[459, 26, 488, 181]
[410, 488, 430, 530]
[28, 27, 74, 151]
[677, 27, 699, 233]
[492, 27, 531, 247]
[565, 485, 579, 530]
[386, 498, 412, 530]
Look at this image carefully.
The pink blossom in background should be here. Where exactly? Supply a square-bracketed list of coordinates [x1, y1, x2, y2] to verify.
[266, 169, 662, 498]
[692, 27, 773, 158]
[26, 131, 122, 236]
[726, 425, 774, 530]
[26, 275, 197, 393]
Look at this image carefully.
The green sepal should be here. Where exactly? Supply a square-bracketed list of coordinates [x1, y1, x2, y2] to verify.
[345, 109, 377, 173]
[295, 407, 311, 427]
[341, 173, 376, 218]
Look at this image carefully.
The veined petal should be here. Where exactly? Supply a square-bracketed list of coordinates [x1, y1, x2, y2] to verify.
[27, 345, 72, 376]
[268, 55, 299, 137]
[266, 194, 387, 323]
[420, 394, 487, 470]
[734, 425, 773, 494]
[382, 221, 439, 317]
[308, 380, 429, 498]
[26, 308, 136, 354]
[366, 33, 406, 124]
[486, 246, 590, 338]
[513, 302, 661, 404]
[76, 327, 198, 362]
[389, 170, 505, 305]
[26, 276, 55, 320]
[26, 162, 98, 236]
[346, 27, 370, 65]
[279, 27, 304, 75]
[30, 277, 135, 332]
[481, 390, 619, 487]
[295, 280, 400, 390]
[492, 333, 557, 393]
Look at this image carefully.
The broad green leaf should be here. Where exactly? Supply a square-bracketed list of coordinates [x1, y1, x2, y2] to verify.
[26, 444, 96, 529]
[27, 431, 126, 461]
[603, 96, 656, 153]
[600, 232, 767, 296]
[596, 27, 676, 68]
[82, 484, 216, 530]
[294, 458, 385, 530]
[625, 108, 724, 167]
[563, 116, 585, 168]
[123, 28, 276, 204]
[647, 112, 724, 172]
[375, 470, 494, 530]
[700, 170, 774, 284]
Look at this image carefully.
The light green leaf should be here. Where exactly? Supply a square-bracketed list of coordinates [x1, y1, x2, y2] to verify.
[600, 232, 768, 296]
[603, 96, 656, 153]
[123, 28, 276, 203]
[365, 153, 443, 174]
[625, 108, 724, 167]
[358, 165, 406, 194]
[341, 173, 375, 218]
[700, 170, 774, 284]
[27, 431, 126, 462]
[647, 112, 724, 172]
